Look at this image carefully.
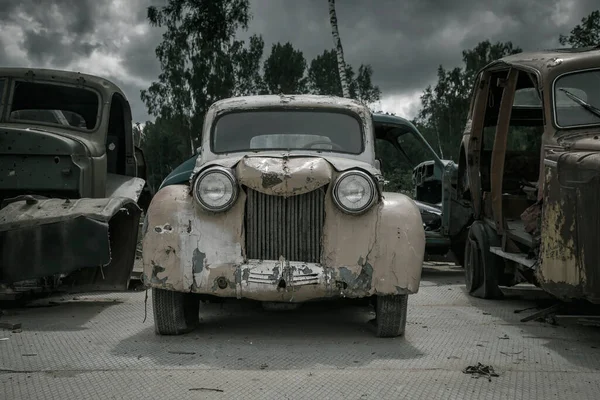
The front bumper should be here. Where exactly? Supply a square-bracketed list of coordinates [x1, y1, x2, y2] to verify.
[145, 259, 407, 302]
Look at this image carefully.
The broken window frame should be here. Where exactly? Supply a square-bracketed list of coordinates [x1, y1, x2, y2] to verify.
[0, 79, 6, 120]
[5, 79, 103, 134]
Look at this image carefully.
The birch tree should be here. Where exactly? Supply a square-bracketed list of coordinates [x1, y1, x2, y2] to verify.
[328, 0, 350, 98]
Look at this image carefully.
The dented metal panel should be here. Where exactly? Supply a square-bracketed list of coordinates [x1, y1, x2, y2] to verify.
[236, 157, 332, 196]
[0, 197, 138, 230]
[0, 196, 140, 284]
[105, 173, 146, 202]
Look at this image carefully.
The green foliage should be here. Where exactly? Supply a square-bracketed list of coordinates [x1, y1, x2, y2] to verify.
[559, 10, 600, 48]
[307, 49, 381, 104]
[263, 42, 308, 94]
[139, 118, 188, 191]
[140, 0, 256, 156]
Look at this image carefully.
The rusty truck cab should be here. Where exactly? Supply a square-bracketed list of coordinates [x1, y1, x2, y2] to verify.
[0, 68, 150, 298]
[458, 46, 600, 302]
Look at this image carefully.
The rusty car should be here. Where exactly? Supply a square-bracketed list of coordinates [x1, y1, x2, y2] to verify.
[456, 45, 600, 303]
[142, 94, 426, 337]
[0, 68, 152, 299]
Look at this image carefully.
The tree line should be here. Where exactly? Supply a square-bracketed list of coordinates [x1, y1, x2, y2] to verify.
[136, 1, 600, 192]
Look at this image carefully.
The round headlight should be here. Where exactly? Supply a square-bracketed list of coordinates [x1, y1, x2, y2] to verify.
[193, 167, 238, 212]
[332, 170, 377, 214]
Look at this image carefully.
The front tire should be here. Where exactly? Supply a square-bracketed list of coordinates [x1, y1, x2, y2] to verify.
[375, 294, 408, 338]
[152, 288, 200, 335]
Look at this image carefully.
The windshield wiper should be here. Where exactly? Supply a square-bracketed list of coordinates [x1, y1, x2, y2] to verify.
[558, 88, 600, 120]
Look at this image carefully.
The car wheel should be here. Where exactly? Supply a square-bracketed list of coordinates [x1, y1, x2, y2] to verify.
[375, 294, 408, 338]
[152, 288, 200, 335]
[464, 221, 503, 299]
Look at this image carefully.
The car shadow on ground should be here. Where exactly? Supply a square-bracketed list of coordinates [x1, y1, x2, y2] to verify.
[463, 285, 600, 371]
[111, 299, 427, 370]
[0, 297, 124, 332]
[420, 264, 464, 287]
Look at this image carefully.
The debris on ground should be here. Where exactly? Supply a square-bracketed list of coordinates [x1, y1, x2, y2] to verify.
[0, 322, 21, 330]
[498, 334, 509, 340]
[189, 388, 224, 392]
[168, 351, 196, 355]
[514, 306, 537, 314]
[260, 363, 268, 369]
[462, 363, 500, 381]
[500, 351, 523, 356]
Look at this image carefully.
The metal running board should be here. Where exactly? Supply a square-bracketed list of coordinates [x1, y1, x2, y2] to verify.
[489, 246, 536, 268]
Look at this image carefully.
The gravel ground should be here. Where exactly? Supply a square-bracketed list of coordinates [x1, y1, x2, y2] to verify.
[1, 263, 599, 399]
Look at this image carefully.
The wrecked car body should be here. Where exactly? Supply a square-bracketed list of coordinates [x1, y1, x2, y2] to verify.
[142, 95, 425, 337]
[0, 68, 151, 298]
[372, 114, 470, 263]
[457, 46, 600, 303]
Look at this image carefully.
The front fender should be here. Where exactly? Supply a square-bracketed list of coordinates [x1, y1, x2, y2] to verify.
[322, 191, 425, 295]
[142, 184, 245, 291]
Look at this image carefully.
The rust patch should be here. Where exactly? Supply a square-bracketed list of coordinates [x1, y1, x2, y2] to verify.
[192, 249, 206, 274]
[301, 265, 313, 274]
[338, 263, 373, 292]
[262, 172, 283, 188]
[150, 261, 167, 284]
[165, 246, 176, 255]
[242, 268, 250, 281]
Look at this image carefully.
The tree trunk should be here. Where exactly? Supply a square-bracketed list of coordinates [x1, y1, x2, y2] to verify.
[328, 0, 350, 98]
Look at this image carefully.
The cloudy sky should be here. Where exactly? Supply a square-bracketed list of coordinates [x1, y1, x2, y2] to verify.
[0, 0, 597, 123]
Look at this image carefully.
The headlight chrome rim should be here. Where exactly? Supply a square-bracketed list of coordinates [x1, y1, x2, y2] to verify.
[332, 170, 378, 215]
[193, 166, 239, 212]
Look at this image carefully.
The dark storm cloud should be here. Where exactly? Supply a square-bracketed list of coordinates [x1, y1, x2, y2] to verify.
[0, 0, 105, 66]
[0, 0, 598, 121]
[245, 0, 600, 95]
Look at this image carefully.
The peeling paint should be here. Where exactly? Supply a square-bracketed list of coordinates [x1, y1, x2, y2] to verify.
[150, 261, 167, 284]
[192, 249, 206, 274]
[261, 172, 284, 188]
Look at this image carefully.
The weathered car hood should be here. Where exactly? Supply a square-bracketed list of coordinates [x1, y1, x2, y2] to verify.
[190, 154, 381, 191]
[235, 157, 333, 197]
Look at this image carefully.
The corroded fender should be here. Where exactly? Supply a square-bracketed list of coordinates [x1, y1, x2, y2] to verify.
[142, 160, 425, 301]
[538, 151, 600, 303]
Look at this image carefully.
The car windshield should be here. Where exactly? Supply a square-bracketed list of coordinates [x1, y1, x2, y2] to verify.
[554, 69, 600, 127]
[211, 110, 364, 154]
[9, 81, 100, 131]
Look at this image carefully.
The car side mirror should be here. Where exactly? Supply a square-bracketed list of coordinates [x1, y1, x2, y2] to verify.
[195, 146, 202, 155]
[375, 159, 382, 171]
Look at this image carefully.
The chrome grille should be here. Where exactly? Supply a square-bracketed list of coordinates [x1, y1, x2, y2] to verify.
[244, 188, 325, 262]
